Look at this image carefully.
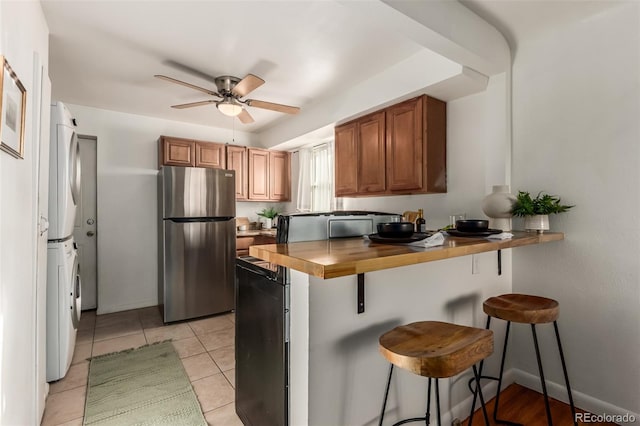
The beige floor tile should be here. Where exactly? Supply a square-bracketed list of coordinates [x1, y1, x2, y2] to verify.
[188, 315, 233, 336]
[197, 327, 235, 352]
[204, 402, 243, 426]
[91, 333, 147, 357]
[209, 345, 235, 372]
[41, 386, 86, 426]
[49, 361, 89, 394]
[72, 343, 92, 365]
[56, 417, 83, 426]
[139, 306, 164, 327]
[144, 323, 195, 343]
[93, 320, 143, 342]
[75, 329, 94, 345]
[172, 336, 207, 358]
[191, 373, 235, 413]
[223, 312, 235, 324]
[95, 310, 140, 328]
[78, 314, 95, 332]
[222, 368, 235, 388]
[181, 353, 220, 381]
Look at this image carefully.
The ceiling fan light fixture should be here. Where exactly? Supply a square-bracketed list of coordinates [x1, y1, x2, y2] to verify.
[217, 98, 243, 117]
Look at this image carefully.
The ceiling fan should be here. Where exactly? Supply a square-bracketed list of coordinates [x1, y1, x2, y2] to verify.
[154, 73, 300, 124]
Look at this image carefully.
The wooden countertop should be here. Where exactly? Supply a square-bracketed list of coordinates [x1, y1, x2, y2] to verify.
[249, 231, 564, 279]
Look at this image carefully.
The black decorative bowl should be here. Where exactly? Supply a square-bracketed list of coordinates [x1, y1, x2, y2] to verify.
[455, 219, 489, 232]
[377, 222, 415, 238]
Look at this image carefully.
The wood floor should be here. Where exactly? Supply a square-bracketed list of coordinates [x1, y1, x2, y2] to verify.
[464, 384, 617, 426]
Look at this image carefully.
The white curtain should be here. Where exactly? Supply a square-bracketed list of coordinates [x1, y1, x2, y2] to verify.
[296, 148, 312, 212]
[296, 142, 341, 212]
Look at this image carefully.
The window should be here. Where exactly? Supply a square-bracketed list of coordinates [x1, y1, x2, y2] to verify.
[297, 142, 341, 212]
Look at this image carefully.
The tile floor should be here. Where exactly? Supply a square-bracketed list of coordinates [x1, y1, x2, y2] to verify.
[41, 307, 242, 426]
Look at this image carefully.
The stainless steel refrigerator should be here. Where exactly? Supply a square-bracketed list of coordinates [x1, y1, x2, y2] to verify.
[158, 166, 236, 323]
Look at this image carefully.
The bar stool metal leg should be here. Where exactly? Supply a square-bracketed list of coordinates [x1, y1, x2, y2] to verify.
[426, 378, 432, 426]
[380, 364, 394, 426]
[554, 321, 578, 426]
[435, 379, 441, 426]
[531, 324, 553, 426]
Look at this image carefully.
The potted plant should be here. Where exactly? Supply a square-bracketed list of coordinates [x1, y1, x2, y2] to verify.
[511, 191, 574, 232]
[257, 207, 279, 229]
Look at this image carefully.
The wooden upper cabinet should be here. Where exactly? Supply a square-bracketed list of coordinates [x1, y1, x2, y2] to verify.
[335, 123, 358, 196]
[269, 151, 291, 201]
[333, 95, 446, 197]
[386, 97, 423, 192]
[357, 111, 386, 194]
[226, 145, 248, 200]
[248, 148, 270, 201]
[159, 136, 195, 167]
[248, 148, 291, 202]
[195, 141, 225, 169]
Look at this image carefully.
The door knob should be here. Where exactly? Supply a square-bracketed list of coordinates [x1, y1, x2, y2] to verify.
[87, 231, 95, 237]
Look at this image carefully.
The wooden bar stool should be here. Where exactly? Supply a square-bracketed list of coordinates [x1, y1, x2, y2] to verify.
[378, 321, 493, 426]
[471, 294, 577, 426]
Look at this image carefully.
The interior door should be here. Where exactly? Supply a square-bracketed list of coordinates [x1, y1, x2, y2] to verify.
[73, 135, 98, 310]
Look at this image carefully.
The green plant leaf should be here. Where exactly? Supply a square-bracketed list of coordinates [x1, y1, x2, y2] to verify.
[511, 191, 574, 216]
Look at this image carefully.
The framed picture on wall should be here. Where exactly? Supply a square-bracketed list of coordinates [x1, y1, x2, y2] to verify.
[0, 55, 26, 159]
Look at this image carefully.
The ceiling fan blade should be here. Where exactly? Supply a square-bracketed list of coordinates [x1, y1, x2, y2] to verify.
[247, 99, 300, 115]
[237, 109, 255, 124]
[155, 74, 220, 97]
[171, 100, 216, 109]
[232, 74, 265, 97]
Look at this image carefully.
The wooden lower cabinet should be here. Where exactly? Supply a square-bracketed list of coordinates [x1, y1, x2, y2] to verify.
[237, 234, 276, 257]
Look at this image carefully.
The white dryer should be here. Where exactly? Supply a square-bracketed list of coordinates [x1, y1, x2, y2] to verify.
[46, 239, 81, 381]
[49, 102, 80, 241]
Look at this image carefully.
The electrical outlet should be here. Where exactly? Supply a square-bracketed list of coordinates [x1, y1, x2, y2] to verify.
[472, 254, 480, 274]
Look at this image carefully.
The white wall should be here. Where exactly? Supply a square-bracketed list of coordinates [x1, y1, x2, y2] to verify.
[66, 104, 272, 313]
[510, 3, 640, 416]
[0, 2, 50, 424]
[53, 102, 298, 314]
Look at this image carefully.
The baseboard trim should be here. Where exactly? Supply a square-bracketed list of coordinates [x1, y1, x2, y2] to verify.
[96, 300, 157, 315]
[512, 368, 640, 425]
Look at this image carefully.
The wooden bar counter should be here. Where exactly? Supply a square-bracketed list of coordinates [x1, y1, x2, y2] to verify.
[249, 231, 564, 279]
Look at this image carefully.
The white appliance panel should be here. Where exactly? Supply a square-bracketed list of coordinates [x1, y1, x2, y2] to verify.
[46, 239, 80, 382]
[48, 102, 80, 240]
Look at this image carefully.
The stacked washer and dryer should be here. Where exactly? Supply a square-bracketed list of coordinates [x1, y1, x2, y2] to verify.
[46, 102, 82, 382]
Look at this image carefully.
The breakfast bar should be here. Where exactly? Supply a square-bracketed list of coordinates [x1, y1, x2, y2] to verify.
[242, 232, 564, 425]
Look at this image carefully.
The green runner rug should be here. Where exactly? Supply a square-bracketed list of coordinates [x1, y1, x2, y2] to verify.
[83, 342, 206, 426]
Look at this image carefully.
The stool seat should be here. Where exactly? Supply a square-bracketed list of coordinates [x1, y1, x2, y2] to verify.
[379, 321, 493, 378]
[483, 293, 559, 324]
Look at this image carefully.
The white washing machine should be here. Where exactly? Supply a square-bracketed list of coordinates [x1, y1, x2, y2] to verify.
[49, 101, 80, 241]
[46, 238, 81, 382]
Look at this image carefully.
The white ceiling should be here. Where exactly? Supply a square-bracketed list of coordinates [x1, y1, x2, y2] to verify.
[42, 0, 622, 139]
[42, 0, 424, 133]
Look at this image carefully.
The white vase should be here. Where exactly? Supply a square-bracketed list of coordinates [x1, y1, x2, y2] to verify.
[262, 218, 273, 229]
[481, 185, 517, 231]
[524, 215, 549, 233]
